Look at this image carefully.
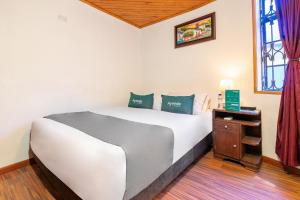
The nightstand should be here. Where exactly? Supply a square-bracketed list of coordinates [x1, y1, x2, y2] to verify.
[213, 109, 262, 171]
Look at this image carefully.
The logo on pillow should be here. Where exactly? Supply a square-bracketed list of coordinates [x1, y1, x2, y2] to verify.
[167, 102, 182, 107]
[132, 99, 143, 104]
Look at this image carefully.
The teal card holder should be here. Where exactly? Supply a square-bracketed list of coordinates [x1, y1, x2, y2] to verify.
[225, 90, 240, 111]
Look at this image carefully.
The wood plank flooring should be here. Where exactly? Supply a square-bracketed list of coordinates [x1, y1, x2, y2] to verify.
[0, 151, 299, 200]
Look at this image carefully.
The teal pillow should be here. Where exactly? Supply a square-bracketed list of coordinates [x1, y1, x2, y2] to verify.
[128, 92, 154, 109]
[161, 95, 195, 115]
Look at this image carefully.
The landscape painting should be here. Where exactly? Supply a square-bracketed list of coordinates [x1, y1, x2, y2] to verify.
[175, 12, 216, 48]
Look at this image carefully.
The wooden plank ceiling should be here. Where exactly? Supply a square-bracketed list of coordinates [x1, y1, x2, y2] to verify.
[81, 0, 215, 28]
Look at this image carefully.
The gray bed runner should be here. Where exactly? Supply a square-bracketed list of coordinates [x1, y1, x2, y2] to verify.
[45, 111, 174, 200]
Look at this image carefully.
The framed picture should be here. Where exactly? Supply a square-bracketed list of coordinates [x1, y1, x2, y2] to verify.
[175, 12, 216, 48]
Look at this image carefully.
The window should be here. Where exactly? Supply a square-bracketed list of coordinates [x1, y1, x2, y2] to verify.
[253, 0, 287, 93]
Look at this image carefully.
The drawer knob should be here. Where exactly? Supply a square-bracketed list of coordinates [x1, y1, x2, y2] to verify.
[224, 125, 228, 129]
[233, 144, 237, 148]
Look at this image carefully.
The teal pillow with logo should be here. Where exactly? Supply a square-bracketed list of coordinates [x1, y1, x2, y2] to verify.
[161, 95, 195, 115]
[128, 92, 154, 109]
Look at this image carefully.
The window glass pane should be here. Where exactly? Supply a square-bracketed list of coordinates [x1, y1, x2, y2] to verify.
[265, 66, 285, 90]
[265, 22, 272, 43]
[273, 50, 285, 66]
[272, 0, 277, 12]
[273, 41, 283, 51]
[261, 67, 267, 90]
[264, 0, 271, 14]
[273, 66, 285, 89]
[264, 0, 276, 15]
[272, 20, 280, 41]
[267, 67, 273, 89]
[265, 43, 272, 66]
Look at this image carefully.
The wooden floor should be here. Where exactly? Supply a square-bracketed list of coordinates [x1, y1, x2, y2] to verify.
[1, 151, 300, 200]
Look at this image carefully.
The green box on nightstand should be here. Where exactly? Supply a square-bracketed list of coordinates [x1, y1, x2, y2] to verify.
[225, 90, 240, 111]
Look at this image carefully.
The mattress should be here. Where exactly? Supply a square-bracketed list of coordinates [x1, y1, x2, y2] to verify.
[30, 107, 212, 200]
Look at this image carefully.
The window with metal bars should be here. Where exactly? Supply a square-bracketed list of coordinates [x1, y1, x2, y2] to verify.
[258, 0, 287, 92]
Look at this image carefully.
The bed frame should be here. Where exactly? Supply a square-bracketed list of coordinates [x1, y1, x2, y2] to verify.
[31, 133, 212, 200]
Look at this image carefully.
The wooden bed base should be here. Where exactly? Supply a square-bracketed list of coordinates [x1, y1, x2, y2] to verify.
[31, 133, 212, 200]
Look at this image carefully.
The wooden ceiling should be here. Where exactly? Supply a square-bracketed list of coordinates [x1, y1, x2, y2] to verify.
[81, 0, 215, 28]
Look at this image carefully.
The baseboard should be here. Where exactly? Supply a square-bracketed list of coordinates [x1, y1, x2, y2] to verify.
[283, 166, 300, 176]
[263, 156, 300, 175]
[0, 159, 33, 175]
[1, 155, 299, 176]
[262, 156, 282, 168]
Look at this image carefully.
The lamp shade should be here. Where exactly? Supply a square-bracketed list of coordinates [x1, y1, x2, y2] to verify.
[219, 79, 234, 91]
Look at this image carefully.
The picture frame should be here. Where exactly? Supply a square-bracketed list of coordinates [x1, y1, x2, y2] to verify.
[174, 12, 216, 48]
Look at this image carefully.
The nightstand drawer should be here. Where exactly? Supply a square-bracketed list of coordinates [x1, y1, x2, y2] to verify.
[214, 120, 240, 133]
[213, 120, 241, 159]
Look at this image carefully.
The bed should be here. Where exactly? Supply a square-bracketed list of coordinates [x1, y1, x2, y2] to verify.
[30, 106, 212, 200]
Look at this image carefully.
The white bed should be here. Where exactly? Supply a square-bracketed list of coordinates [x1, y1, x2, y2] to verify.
[30, 107, 212, 200]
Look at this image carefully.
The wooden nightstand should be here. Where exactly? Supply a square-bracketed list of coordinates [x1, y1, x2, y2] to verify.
[213, 109, 262, 171]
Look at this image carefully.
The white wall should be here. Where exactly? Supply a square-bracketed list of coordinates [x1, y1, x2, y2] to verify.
[0, 0, 142, 168]
[0, 0, 282, 168]
[141, 0, 281, 160]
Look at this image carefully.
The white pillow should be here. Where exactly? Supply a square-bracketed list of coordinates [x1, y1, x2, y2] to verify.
[193, 93, 208, 114]
[153, 94, 162, 110]
[201, 95, 211, 112]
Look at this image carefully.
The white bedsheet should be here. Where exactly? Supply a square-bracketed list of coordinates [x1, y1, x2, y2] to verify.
[93, 107, 212, 163]
[30, 107, 212, 200]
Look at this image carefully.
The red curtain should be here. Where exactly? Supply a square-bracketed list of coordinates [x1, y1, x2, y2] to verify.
[275, 0, 300, 167]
